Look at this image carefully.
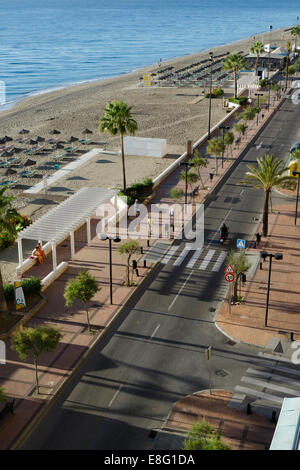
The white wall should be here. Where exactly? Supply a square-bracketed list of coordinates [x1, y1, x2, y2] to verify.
[124, 137, 167, 158]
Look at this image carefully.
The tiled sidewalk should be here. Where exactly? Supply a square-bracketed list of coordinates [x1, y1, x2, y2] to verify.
[165, 390, 275, 450]
[0, 87, 283, 449]
[217, 202, 300, 346]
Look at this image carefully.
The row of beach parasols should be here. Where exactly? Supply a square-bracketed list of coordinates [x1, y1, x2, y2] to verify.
[0, 128, 93, 153]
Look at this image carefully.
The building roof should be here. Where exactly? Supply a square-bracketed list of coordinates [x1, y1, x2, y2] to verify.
[269, 397, 300, 450]
[18, 187, 117, 243]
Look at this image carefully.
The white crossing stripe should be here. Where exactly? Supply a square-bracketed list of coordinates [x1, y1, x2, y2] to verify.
[257, 361, 300, 378]
[241, 376, 300, 396]
[246, 368, 300, 388]
[235, 386, 283, 405]
[161, 245, 180, 265]
[258, 352, 291, 363]
[211, 251, 227, 272]
[186, 248, 204, 269]
[173, 247, 190, 267]
[199, 249, 215, 270]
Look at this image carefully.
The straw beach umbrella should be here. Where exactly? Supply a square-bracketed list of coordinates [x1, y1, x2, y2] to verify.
[19, 129, 30, 135]
[69, 136, 79, 143]
[49, 129, 61, 135]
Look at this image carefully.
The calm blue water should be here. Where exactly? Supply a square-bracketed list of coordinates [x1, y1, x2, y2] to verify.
[0, 0, 298, 109]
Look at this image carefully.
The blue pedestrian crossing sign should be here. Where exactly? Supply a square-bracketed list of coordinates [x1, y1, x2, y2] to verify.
[237, 239, 246, 249]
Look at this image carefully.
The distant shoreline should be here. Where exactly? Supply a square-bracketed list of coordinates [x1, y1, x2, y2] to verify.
[0, 24, 292, 115]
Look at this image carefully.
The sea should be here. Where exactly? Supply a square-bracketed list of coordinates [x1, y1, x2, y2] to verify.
[0, 0, 298, 110]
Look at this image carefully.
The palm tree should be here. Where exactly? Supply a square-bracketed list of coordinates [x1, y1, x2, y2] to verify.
[250, 41, 264, 76]
[223, 54, 247, 98]
[0, 186, 18, 312]
[191, 149, 208, 189]
[206, 137, 225, 176]
[99, 100, 138, 191]
[243, 154, 292, 236]
[291, 25, 300, 54]
[285, 40, 293, 90]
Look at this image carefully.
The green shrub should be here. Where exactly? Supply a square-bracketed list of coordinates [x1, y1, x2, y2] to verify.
[142, 177, 153, 187]
[3, 276, 42, 302]
[259, 78, 269, 87]
[205, 88, 224, 98]
[3, 283, 15, 301]
[0, 230, 16, 250]
[118, 178, 154, 205]
[228, 96, 248, 105]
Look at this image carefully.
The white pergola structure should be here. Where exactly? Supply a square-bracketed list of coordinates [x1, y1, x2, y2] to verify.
[17, 187, 117, 279]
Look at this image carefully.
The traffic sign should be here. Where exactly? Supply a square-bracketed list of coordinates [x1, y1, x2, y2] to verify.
[225, 272, 235, 283]
[237, 239, 246, 249]
[225, 264, 235, 273]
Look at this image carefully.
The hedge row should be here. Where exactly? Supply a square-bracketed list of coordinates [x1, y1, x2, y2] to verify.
[4, 276, 42, 301]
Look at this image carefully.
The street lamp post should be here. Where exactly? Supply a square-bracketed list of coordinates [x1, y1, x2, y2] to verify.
[219, 125, 229, 168]
[267, 25, 273, 110]
[254, 93, 263, 125]
[180, 161, 194, 204]
[207, 52, 214, 140]
[99, 233, 121, 304]
[292, 170, 300, 225]
[260, 251, 283, 327]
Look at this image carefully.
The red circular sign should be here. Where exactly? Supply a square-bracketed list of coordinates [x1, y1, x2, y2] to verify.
[225, 272, 235, 283]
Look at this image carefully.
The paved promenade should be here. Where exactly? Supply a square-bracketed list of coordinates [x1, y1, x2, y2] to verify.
[0, 85, 288, 449]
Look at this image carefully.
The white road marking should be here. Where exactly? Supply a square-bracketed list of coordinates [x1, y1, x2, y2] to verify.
[234, 386, 283, 405]
[240, 189, 244, 195]
[150, 324, 160, 339]
[199, 249, 215, 270]
[186, 248, 204, 269]
[161, 245, 179, 265]
[258, 352, 291, 363]
[257, 361, 300, 378]
[108, 385, 122, 408]
[211, 251, 227, 272]
[241, 376, 300, 396]
[173, 247, 189, 266]
[246, 368, 300, 388]
[168, 270, 194, 311]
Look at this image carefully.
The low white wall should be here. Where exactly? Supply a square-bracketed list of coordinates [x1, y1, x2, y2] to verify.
[124, 136, 167, 158]
[41, 262, 68, 292]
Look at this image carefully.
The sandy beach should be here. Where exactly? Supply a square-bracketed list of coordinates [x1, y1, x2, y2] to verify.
[0, 25, 292, 224]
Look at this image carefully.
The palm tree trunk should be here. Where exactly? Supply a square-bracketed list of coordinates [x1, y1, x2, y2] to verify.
[127, 257, 130, 286]
[256, 55, 259, 76]
[85, 304, 91, 331]
[34, 358, 39, 394]
[198, 169, 204, 189]
[285, 57, 289, 90]
[215, 156, 218, 176]
[120, 133, 126, 192]
[262, 189, 270, 237]
[233, 277, 239, 303]
[0, 269, 8, 312]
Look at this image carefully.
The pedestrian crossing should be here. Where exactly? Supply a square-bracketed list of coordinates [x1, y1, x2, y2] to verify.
[160, 244, 228, 273]
[230, 351, 300, 410]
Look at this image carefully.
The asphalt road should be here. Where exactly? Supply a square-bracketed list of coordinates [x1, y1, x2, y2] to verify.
[22, 84, 300, 450]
